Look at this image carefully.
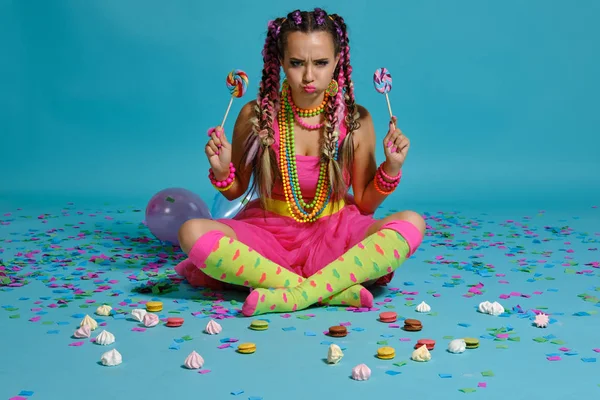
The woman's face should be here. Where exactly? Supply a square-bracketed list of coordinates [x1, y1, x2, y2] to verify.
[281, 31, 340, 99]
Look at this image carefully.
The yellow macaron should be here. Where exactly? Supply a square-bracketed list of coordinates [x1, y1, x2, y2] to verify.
[145, 301, 163, 312]
[377, 346, 396, 360]
[237, 342, 257, 354]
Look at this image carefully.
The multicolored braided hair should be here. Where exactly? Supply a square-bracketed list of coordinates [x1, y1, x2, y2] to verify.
[241, 8, 360, 208]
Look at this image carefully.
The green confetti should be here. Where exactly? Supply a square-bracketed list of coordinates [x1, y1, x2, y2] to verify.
[459, 388, 477, 393]
[166, 196, 175, 203]
[393, 361, 407, 368]
[428, 312, 438, 316]
[181, 335, 193, 341]
[443, 335, 454, 340]
[550, 339, 566, 345]
[4, 307, 18, 312]
[377, 340, 389, 345]
[533, 337, 548, 343]
[42, 321, 54, 325]
[496, 344, 509, 349]
[508, 336, 521, 342]
[481, 370, 495, 377]
[296, 315, 311, 320]
[9, 314, 20, 319]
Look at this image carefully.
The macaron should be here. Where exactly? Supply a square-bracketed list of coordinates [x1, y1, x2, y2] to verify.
[376, 346, 396, 360]
[379, 311, 398, 323]
[403, 318, 423, 331]
[166, 317, 184, 327]
[249, 320, 269, 331]
[415, 339, 436, 350]
[145, 301, 163, 312]
[237, 342, 257, 354]
[464, 337, 480, 349]
[328, 325, 348, 337]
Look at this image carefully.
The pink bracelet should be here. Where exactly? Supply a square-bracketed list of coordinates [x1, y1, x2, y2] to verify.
[209, 163, 236, 189]
[377, 163, 402, 181]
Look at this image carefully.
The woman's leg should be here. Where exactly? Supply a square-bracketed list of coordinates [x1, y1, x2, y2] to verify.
[241, 212, 426, 316]
[175, 219, 374, 307]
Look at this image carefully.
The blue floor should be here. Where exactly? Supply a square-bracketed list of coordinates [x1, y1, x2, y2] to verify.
[1, 199, 599, 400]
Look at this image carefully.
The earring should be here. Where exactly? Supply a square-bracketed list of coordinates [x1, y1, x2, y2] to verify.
[326, 79, 338, 96]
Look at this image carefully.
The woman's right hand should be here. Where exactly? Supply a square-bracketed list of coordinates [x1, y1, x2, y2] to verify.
[205, 126, 232, 179]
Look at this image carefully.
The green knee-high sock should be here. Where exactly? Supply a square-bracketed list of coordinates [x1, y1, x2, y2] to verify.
[241, 228, 413, 316]
[184, 230, 372, 307]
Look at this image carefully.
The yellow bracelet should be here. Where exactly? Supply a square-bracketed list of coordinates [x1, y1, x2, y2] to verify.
[213, 177, 235, 192]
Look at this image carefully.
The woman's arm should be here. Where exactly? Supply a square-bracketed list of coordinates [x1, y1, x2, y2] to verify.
[350, 105, 402, 214]
[213, 100, 256, 201]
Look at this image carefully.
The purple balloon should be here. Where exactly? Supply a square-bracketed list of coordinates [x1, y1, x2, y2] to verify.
[145, 188, 211, 245]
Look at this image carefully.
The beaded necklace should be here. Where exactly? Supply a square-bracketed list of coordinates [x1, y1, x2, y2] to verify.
[278, 84, 339, 223]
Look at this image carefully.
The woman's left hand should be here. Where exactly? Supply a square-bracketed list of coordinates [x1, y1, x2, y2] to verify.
[382, 116, 410, 171]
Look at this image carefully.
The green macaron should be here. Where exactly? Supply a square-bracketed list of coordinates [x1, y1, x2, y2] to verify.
[249, 319, 269, 331]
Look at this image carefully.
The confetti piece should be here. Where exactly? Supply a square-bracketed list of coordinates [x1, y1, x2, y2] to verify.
[18, 391, 34, 396]
[547, 356, 561, 361]
[304, 331, 316, 336]
[69, 341, 84, 347]
[393, 361, 407, 367]
[282, 327, 296, 331]
[198, 369, 211, 374]
[582, 358, 597, 363]
[478, 382, 487, 388]
[385, 370, 402, 376]
[439, 373, 452, 378]
[458, 323, 471, 328]
[231, 390, 244, 395]
[248, 397, 263, 400]
[481, 370, 494, 377]
[459, 388, 477, 393]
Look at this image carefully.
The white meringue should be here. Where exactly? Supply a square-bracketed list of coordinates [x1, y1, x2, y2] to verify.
[95, 304, 112, 316]
[412, 344, 431, 362]
[478, 301, 505, 316]
[73, 325, 91, 338]
[95, 330, 115, 345]
[100, 349, 122, 366]
[534, 313, 549, 328]
[80, 315, 98, 330]
[143, 313, 159, 327]
[415, 301, 431, 313]
[448, 339, 466, 354]
[351, 364, 371, 380]
[205, 319, 222, 335]
[131, 309, 147, 322]
[327, 344, 344, 364]
[184, 351, 204, 369]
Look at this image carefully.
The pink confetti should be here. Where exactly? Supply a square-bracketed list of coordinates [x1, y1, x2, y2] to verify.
[280, 314, 292, 319]
[533, 291, 543, 295]
[29, 316, 41, 322]
[399, 338, 411, 342]
[559, 347, 570, 352]
[547, 356, 561, 361]
[499, 294, 510, 299]
[496, 334, 509, 339]
[132, 327, 146, 332]
[198, 369, 211, 374]
[433, 293, 441, 297]
[217, 344, 230, 349]
[69, 341, 84, 347]
[593, 348, 600, 353]
[478, 382, 487, 388]
[389, 324, 400, 328]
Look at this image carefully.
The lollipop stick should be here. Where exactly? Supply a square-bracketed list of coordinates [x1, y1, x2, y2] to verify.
[220, 97, 234, 128]
[385, 93, 393, 119]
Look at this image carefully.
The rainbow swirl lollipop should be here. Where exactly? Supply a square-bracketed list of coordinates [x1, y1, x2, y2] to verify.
[220, 69, 249, 127]
[226, 69, 249, 98]
[373, 67, 392, 94]
[373, 67, 394, 118]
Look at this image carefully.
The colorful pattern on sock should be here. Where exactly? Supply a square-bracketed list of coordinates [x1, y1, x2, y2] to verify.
[183, 231, 374, 307]
[241, 228, 412, 316]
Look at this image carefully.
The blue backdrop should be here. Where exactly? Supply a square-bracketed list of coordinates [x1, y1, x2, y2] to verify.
[1, 0, 599, 209]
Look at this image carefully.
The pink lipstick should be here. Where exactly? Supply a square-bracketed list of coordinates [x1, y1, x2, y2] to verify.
[303, 85, 316, 93]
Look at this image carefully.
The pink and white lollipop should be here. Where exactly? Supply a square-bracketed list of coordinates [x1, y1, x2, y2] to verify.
[220, 69, 249, 128]
[373, 67, 394, 119]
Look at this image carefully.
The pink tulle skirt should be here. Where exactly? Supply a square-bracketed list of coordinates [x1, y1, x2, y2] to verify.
[213, 195, 393, 286]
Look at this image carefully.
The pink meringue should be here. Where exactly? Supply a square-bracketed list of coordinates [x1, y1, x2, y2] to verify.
[204, 319, 222, 335]
[351, 364, 371, 381]
[184, 351, 204, 369]
[74, 325, 91, 338]
[143, 313, 159, 327]
[534, 313, 549, 328]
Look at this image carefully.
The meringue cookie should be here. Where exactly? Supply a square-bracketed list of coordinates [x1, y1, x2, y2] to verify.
[205, 319, 222, 335]
[327, 344, 344, 364]
[351, 364, 371, 380]
[95, 304, 112, 316]
[80, 315, 98, 330]
[415, 301, 431, 313]
[412, 344, 431, 362]
[131, 309, 147, 322]
[184, 351, 204, 369]
[534, 313, 549, 328]
[478, 301, 505, 316]
[143, 313, 159, 327]
[448, 339, 466, 354]
[100, 349, 122, 366]
[73, 325, 91, 338]
[95, 330, 115, 345]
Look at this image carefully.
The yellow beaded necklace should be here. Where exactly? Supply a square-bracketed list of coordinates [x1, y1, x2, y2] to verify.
[278, 84, 337, 223]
